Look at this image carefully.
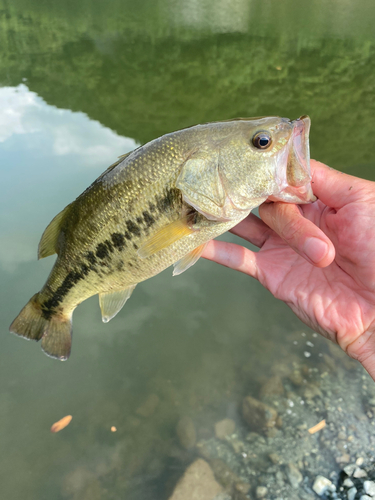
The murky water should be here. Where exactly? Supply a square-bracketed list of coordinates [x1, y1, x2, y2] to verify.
[1, 0, 375, 499]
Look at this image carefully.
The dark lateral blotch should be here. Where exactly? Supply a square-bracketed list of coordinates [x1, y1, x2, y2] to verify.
[86, 251, 97, 265]
[126, 220, 141, 237]
[111, 233, 125, 249]
[96, 242, 110, 260]
[142, 211, 156, 228]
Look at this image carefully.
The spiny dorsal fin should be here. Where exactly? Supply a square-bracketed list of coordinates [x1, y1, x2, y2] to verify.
[173, 243, 207, 276]
[137, 217, 196, 259]
[99, 285, 137, 323]
[38, 203, 73, 259]
[95, 150, 136, 182]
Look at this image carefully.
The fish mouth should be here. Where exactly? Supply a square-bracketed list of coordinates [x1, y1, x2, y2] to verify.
[275, 115, 316, 204]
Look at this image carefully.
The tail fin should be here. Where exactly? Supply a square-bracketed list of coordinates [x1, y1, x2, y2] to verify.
[9, 294, 72, 360]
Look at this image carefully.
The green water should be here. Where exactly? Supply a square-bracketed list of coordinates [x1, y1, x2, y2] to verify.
[1, 0, 375, 498]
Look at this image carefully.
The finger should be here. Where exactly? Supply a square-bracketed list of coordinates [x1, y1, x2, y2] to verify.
[202, 239, 259, 279]
[311, 160, 373, 209]
[229, 212, 272, 248]
[259, 202, 335, 268]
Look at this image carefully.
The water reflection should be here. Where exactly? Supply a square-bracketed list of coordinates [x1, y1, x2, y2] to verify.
[0, 84, 137, 271]
[169, 0, 251, 33]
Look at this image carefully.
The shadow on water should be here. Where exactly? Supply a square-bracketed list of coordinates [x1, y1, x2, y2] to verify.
[1, 0, 375, 499]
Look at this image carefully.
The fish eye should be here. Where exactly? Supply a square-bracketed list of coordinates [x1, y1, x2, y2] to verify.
[252, 132, 272, 150]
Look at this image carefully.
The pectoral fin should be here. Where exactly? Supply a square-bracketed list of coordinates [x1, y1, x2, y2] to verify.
[138, 217, 196, 258]
[99, 285, 137, 323]
[38, 203, 73, 259]
[173, 243, 207, 276]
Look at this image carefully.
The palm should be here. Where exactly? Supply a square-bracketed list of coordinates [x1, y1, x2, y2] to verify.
[256, 199, 375, 348]
[203, 161, 375, 378]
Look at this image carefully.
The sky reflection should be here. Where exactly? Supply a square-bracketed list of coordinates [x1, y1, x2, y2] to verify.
[0, 84, 137, 271]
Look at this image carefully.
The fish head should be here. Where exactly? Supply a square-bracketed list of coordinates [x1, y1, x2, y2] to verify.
[218, 115, 316, 214]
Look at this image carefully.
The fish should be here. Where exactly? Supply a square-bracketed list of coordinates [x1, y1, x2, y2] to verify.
[9, 116, 315, 360]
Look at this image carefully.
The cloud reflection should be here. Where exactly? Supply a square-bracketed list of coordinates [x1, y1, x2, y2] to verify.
[0, 84, 137, 164]
[0, 84, 138, 270]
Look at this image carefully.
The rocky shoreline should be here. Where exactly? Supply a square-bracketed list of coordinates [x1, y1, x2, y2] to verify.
[167, 335, 375, 500]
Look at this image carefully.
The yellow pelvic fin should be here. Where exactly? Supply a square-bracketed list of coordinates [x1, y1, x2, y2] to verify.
[99, 284, 137, 323]
[138, 216, 196, 259]
[38, 203, 72, 259]
[173, 243, 207, 276]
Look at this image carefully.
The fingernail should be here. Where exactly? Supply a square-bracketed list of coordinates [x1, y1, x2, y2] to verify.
[303, 237, 328, 264]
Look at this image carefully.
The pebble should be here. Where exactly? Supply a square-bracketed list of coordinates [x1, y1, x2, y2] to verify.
[275, 470, 285, 485]
[353, 467, 367, 478]
[269, 453, 282, 465]
[214, 418, 236, 440]
[336, 454, 351, 464]
[343, 464, 357, 476]
[343, 478, 354, 488]
[356, 457, 365, 466]
[256, 486, 268, 498]
[235, 482, 251, 494]
[312, 475, 336, 496]
[359, 496, 372, 500]
[364, 481, 375, 496]
[230, 438, 244, 454]
[347, 487, 357, 500]
[289, 370, 304, 386]
[285, 463, 303, 488]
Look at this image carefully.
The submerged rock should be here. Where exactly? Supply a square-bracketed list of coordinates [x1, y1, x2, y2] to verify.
[168, 459, 223, 500]
[256, 485, 268, 498]
[364, 480, 375, 496]
[214, 418, 236, 440]
[259, 376, 285, 398]
[242, 396, 278, 432]
[312, 475, 336, 496]
[176, 416, 196, 449]
[285, 463, 303, 488]
[210, 458, 243, 489]
[135, 394, 160, 418]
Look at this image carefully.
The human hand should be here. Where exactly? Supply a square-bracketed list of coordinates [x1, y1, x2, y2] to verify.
[202, 160, 375, 381]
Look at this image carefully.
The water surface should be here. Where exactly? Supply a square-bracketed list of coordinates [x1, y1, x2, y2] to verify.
[1, 0, 375, 498]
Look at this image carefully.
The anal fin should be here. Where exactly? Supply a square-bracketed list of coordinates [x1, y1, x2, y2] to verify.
[138, 216, 196, 259]
[99, 285, 137, 323]
[173, 243, 207, 276]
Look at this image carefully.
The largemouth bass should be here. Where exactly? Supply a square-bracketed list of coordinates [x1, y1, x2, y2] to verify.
[10, 116, 315, 360]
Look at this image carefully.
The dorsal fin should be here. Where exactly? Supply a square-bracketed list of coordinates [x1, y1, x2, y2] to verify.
[95, 150, 136, 182]
[38, 203, 72, 259]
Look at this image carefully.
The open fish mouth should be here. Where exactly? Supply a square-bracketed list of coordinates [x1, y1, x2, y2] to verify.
[279, 115, 316, 204]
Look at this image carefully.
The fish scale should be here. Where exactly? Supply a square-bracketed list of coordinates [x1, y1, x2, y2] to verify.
[10, 116, 315, 360]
